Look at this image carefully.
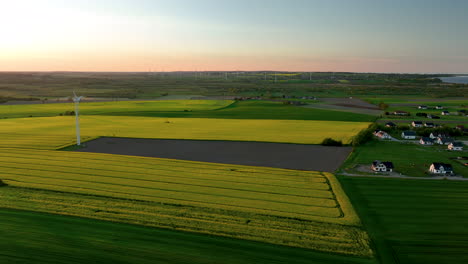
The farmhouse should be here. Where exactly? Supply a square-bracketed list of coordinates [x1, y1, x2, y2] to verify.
[442, 111, 450, 116]
[401, 131, 417, 139]
[420, 137, 434, 145]
[435, 106, 444, 110]
[436, 137, 454, 145]
[375, 131, 391, 139]
[427, 114, 440, 119]
[448, 142, 464, 151]
[430, 132, 449, 139]
[385, 122, 397, 128]
[412, 121, 423, 128]
[371, 161, 394, 172]
[424, 122, 435, 128]
[429, 162, 454, 175]
[418, 105, 428, 109]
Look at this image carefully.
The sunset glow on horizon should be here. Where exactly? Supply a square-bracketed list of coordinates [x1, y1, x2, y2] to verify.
[1, 0, 468, 73]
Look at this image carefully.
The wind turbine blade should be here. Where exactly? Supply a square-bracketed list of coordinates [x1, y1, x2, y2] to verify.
[73, 91, 77, 98]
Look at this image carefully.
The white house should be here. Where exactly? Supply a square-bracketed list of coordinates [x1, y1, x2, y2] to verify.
[430, 133, 449, 139]
[412, 121, 423, 128]
[442, 111, 450, 116]
[372, 161, 394, 172]
[448, 142, 464, 151]
[436, 137, 454, 145]
[418, 105, 428, 109]
[401, 131, 417, 139]
[435, 106, 444, 110]
[420, 137, 434, 145]
[429, 163, 454, 175]
[375, 131, 391, 139]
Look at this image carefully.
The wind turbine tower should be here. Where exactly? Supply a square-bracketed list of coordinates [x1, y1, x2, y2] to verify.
[73, 91, 84, 146]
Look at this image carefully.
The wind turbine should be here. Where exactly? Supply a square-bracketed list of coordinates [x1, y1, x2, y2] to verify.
[73, 91, 84, 146]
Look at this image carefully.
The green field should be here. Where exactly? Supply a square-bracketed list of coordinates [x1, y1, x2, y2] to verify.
[0, 208, 377, 264]
[0, 148, 372, 257]
[0, 100, 377, 122]
[339, 176, 468, 264]
[0, 100, 233, 118]
[342, 141, 468, 177]
[0, 116, 370, 149]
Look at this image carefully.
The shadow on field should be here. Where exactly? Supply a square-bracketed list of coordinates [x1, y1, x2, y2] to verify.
[74, 137, 352, 172]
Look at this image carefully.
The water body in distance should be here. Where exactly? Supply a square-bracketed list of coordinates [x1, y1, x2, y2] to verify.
[439, 76, 468, 84]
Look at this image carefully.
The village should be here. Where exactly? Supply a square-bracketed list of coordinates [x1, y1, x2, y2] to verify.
[372, 104, 467, 176]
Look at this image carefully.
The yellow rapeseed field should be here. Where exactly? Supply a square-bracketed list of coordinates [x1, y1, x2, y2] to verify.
[0, 116, 369, 149]
[0, 111, 372, 256]
[0, 148, 372, 256]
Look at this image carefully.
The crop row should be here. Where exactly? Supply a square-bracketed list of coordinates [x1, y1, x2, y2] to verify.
[0, 149, 343, 220]
[0, 134, 83, 150]
[0, 150, 327, 187]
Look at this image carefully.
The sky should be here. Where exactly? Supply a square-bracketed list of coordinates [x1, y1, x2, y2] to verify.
[0, 0, 467, 73]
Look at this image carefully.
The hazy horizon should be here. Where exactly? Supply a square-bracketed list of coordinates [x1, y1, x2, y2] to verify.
[1, 0, 467, 73]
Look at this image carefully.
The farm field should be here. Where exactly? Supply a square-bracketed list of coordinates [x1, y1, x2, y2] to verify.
[339, 176, 468, 264]
[76, 138, 353, 172]
[0, 99, 233, 118]
[0, 209, 376, 264]
[0, 100, 377, 122]
[342, 141, 468, 177]
[0, 115, 370, 149]
[0, 148, 372, 257]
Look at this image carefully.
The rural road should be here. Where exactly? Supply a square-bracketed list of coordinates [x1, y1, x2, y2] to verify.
[377, 119, 467, 124]
[339, 172, 468, 181]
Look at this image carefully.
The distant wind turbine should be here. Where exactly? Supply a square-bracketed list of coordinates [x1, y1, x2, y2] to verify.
[73, 91, 84, 146]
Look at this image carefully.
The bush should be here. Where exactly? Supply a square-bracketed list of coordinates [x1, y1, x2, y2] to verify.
[352, 123, 377, 147]
[321, 138, 343, 146]
[0, 179, 6, 187]
[378, 102, 389, 110]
